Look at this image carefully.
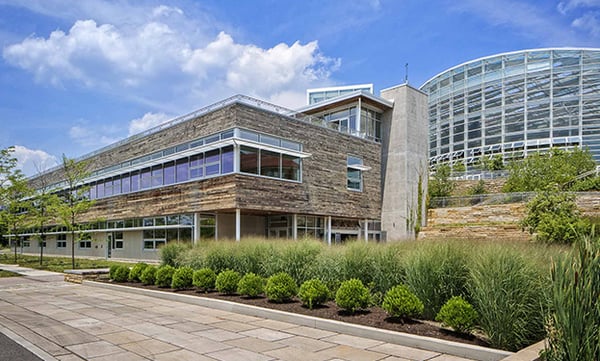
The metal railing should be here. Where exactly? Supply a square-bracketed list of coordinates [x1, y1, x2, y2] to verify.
[429, 192, 535, 208]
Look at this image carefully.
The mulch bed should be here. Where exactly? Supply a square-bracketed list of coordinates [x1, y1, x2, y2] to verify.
[106, 281, 490, 347]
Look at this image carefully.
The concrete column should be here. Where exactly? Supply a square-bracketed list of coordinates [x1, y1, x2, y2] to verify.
[235, 209, 241, 242]
[214, 213, 219, 240]
[364, 219, 369, 242]
[327, 216, 332, 246]
[292, 214, 298, 240]
[193, 213, 200, 244]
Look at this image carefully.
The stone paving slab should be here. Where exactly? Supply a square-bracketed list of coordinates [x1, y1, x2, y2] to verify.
[0, 266, 506, 361]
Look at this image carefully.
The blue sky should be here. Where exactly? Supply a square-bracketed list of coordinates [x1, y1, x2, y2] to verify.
[1, 0, 599, 176]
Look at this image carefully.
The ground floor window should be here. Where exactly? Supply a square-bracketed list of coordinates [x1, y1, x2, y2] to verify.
[143, 239, 166, 250]
[199, 214, 216, 239]
[57, 240, 67, 248]
[79, 240, 92, 249]
[22, 240, 31, 247]
[111, 231, 123, 249]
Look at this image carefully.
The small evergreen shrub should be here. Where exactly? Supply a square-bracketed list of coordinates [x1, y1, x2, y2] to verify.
[298, 279, 329, 309]
[111, 265, 130, 282]
[265, 272, 297, 302]
[436, 296, 478, 333]
[237, 273, 264, 298]
[140, 265, 157, 285]
[155, 265, 176, 288]
[215, 269, 241, 294]
[335, 278, 371, 313]
[171, 266, 194, 290]
[382, 284, 424, 319]
[109, 264, 119, 280]
[128, 262, 148, 282]
[193, 268, 216, 292]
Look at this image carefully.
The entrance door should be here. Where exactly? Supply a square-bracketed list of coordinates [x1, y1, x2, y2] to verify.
[106, 234, 112, 259]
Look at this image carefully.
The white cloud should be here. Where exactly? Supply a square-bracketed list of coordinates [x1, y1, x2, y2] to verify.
[558, 0, 600, 14]
[128, 112, 172, 136]
[2, 7, 339, 109]
[69, 123, 120, 148]
[12, 145, 58, 177]
[572, 11, 600, 36]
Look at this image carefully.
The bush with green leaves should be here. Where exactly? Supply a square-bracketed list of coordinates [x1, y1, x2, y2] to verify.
[237, 273, 264, 298]
[521, 189, 590, 244]
[110, 265, 130, 282]
[544, 237, 600, 361]
[216, 269, 241, 294]
[428, 164, 455, 198]
[140, 265, 157, 285]
[265, 272, 297, 302]
[335, 279, 371, 313]
[159, 242, 190, 267]
[403, 242, 469, 319]
[155, 265, 176, 288]
[193, 268, 216, 292]
[298, 279, 330, 309]
[109, 264, 119, 280]
[382, 284, 423, 319]
[436, 296, 478, 333]
[468, 246, 547, 351]
[171, 266, 194, 290]
[128, 262, 148, 282]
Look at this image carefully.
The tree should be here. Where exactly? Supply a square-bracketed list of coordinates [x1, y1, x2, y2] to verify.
[503, 147, 596, 192]
[478, 154, 504, 171]
[51, 155, 94, 269]
[428, 164, 455, 199]
[28, 169, 60, 266]
[0, 147, 33, 262]
[521, 188, 589, 244]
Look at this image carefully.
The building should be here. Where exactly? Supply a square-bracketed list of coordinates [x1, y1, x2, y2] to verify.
[307, 84, 373, 105]
[15, 84, 428, 260]
[421, 48, 600, 170]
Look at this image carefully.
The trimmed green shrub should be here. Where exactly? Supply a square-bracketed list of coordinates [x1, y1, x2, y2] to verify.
[468, 246, 547, 351]
[335, 278, 371, 313]
[155, 265, 176, 288]
[128, 262, 148, 282]
[544, 237, 600, 361]
[109, 264, 119, 280]
[298, 279, 329, 309]
[237, 273, 264, 298]
[193, 268, 216, 292]
[159, 242, 190, 267]
[215, 269, 241, 294]
[265, 272, 297, 302]
[382, 284, 423, 319]
[111, 265, 130, 282]
[436, 296, 478, 333]
[140, 265, 157, 285]
[403, 242, 469, 319]
[171, 266, 194, 290]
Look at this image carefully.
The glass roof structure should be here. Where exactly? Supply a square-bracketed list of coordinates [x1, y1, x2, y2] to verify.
[420, 48, 600, 168]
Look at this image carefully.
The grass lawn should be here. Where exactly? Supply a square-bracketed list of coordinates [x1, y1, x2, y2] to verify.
[0, 253, 135, 273]
[0, 270, 22, 278]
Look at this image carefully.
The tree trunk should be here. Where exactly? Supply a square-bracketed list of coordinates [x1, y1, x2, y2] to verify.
[39, 234, 45, 266]
[12, 236, 17, 264]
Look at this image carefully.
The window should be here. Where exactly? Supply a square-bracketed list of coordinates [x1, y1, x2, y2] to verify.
[221, 146, 234, 174]
[176, 158, 189, 182]
[112, 232, 123, 249]
[143, 240, 166, 250]
[22, 240, 31, 247]
[347, 156, 364, 191]
[240, 146, 258, 174]
[57, 240, 67, 248]
[79, 240, 92, 249]
[57, 233, 67, 240]
[205, 150, 220, 176]
[261, 150, 280, 178]
[190, 154, 204, 178]
[282, 154, 300, 181]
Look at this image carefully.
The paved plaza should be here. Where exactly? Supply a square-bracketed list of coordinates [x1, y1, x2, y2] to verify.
[0, 265, 477, 361]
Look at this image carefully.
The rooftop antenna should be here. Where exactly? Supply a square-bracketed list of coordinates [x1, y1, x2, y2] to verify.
[404, 63, 409, 84]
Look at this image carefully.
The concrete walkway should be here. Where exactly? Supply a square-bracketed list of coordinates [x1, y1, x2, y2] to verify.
[0, 265, 478, 361]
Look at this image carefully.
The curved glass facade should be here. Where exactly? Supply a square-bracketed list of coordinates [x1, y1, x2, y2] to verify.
[420, 48, 600, 168]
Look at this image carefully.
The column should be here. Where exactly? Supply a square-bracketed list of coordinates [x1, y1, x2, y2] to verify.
[327, 216, 332, 246]
[193, 213, 201, 245]
[364, 219, 369, 242]
[292, 214, 298, 240]
[235, 209, 241, 242]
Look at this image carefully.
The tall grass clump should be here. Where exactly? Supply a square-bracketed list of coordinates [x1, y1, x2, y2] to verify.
[403, 241, 470, 319]
[159, 242, 191, 267]
[371, 244, 405, 294]
[205, 243, 237, 274]
[263, 241, 322, 284]
[234, 241, 274, 275]
[341, 242, 377, 287]
[544, 236, 600, 361]
[468, 245, 548, 351]
[308, 248, 345, 294]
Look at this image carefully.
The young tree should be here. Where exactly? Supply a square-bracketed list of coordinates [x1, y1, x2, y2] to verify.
[52, 155, 94, 269]
[428, 164, 455, 199]
[28, 169, 60, 266]
[0, 147, 33, 262]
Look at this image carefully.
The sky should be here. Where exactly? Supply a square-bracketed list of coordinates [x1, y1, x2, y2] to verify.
[0, 0, 599, 176]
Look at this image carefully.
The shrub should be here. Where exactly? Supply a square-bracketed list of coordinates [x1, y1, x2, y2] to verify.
[215, 269, 241, 294]
[109, 264, 119, 280]
[298, 279, 329, 309]
[140, 265, 157, 285]
[237, 273, 264, 298]
[265, 272, 297, 302]
[468, 246, 547, 351]
[335, 279, 371, 313]
[193, 268, 216, 292]
[159, 242, 190, 267]
[171, 266, 194, 290]
[436, 296, 478, 333]
[403, 242, 469, 319]
[155, 265, 176, 288]
[544, 237, 600, 361]
[382, 284, 423, 319]
[111, 265, 130, 282]
[128, 262, 148, 282]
